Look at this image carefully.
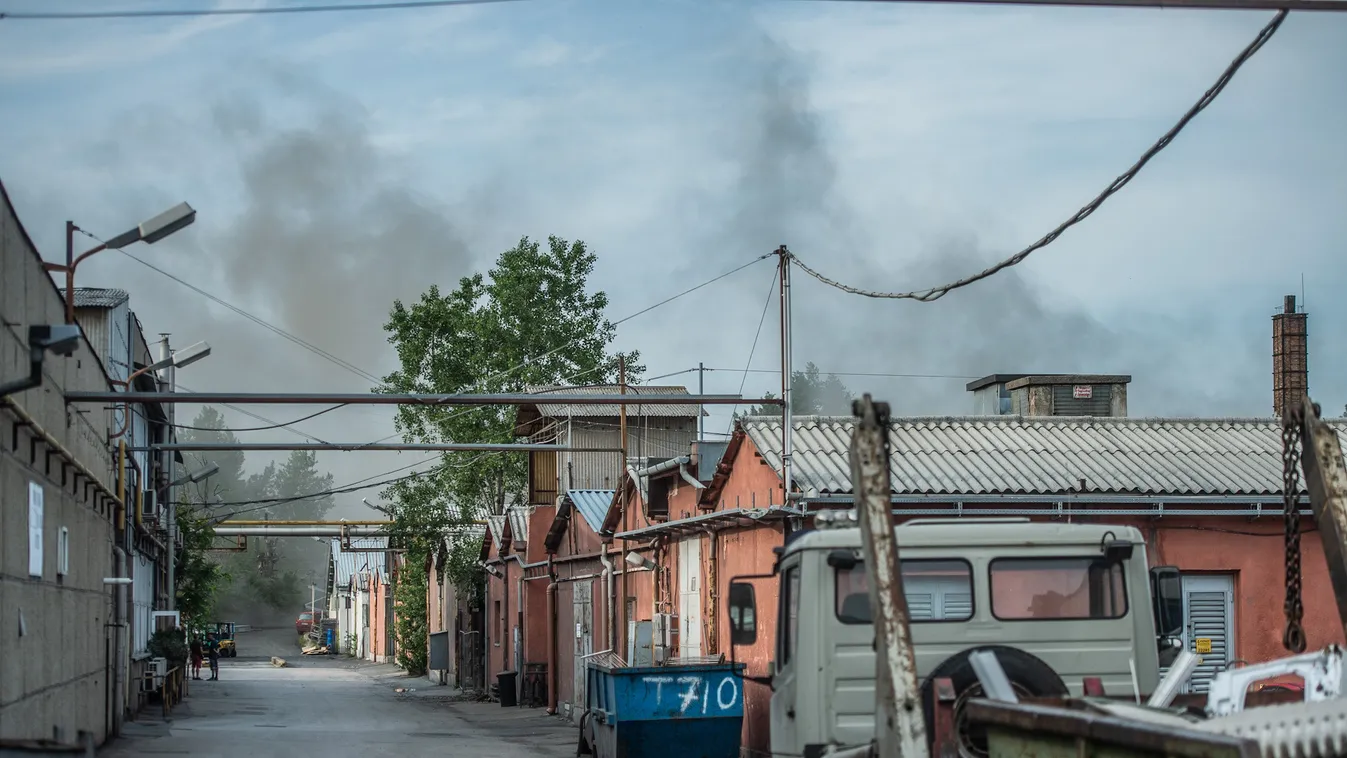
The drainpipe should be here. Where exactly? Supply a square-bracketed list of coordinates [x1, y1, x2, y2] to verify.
[600, 545, 616, 656]
[111, 546, 128, 736]
[546, 558, 559, 714]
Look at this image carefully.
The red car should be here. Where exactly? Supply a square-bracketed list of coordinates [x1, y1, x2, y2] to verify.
[296, 611, 315, 634]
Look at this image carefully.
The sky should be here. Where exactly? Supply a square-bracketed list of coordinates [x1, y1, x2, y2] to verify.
[2, 0, 1344, 518]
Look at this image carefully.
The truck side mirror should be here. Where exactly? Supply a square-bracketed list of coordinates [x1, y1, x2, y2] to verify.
[728, 582, 758, 646]
[1150, 566, 1184, 637]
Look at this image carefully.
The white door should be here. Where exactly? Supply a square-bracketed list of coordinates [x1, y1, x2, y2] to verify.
[678, 536, 702, 658]
[1180, 574, 1235, 693]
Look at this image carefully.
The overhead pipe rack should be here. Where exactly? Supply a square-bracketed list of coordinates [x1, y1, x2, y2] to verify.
[65, 391, 778, 406]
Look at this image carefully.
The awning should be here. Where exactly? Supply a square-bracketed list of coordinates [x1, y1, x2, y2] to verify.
[613, 506, 805, 540]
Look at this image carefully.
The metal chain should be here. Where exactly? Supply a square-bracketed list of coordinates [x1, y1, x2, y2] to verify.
[1281, 407, 1306, 653]
[787, 9, 1287, 305]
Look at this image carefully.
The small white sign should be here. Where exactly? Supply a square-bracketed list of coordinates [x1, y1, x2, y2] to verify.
[576, 622, 583, 639]
[1072, 385, 1093, 399]
[28, 482, 45, 578]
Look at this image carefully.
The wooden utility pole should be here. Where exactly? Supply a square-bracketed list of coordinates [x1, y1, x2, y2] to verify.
[850, 395, 927, 758]
[1298, 397, 1347, 640]
[619, 356, 629, 662]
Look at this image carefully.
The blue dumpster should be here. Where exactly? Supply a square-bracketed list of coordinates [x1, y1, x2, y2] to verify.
[582, 662, 746, 758]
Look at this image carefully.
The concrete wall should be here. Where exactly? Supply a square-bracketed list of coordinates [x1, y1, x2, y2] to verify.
[1, 184, 119, 745]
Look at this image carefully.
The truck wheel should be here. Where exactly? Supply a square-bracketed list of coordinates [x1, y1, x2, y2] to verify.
[920, 645, 1067, 758]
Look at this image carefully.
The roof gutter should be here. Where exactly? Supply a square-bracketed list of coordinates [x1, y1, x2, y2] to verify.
[806, 493, 1311, 506]
[635, 455, 705, 490]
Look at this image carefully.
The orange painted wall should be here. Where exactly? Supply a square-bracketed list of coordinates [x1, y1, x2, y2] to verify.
[692, 436, 788, 755]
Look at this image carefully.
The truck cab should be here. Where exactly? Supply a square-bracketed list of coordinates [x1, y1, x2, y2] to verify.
[727, 517, 1185, 758]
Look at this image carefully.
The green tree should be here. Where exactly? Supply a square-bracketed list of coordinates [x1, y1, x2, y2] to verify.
[379, 235, 641, 667]
[739, 361, 855, 418]
[174, 505, 230, 627]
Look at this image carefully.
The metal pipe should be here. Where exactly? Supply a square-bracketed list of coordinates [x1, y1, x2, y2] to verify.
[215, 526, 394, 537]
[678, 465, 705, 490]
[136, 442, 622, 453]
[67, 391, 782, 406]
[111, 546, 128, 736]
[619, 357, 629, 664]
[219, 520, 400, 526]
[600, 546, 616, 658]
[546, 559, 559, 714]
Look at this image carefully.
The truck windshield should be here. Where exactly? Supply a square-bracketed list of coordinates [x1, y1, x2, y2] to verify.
[835, 559, 973, 624]
[988, 557, 1127, 620]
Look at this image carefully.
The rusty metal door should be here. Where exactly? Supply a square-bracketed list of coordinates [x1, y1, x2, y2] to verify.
[574, 580, 593, 717]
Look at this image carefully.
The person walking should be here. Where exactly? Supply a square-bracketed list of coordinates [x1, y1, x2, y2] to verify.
[190, 636, 204, 680]
[206, 633, 220, 681]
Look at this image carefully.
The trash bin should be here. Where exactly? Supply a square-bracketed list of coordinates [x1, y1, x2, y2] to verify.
[497, 670, 518, 707]
[582, 661, 745, 758]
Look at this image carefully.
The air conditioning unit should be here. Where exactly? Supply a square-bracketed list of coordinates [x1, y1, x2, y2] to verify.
[149, 657, 168, 688]
[142, 490, 158, 522]
[652, 613, 679, 664]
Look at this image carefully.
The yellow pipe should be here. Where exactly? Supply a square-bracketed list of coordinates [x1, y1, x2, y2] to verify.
[215, 520, 487, 526]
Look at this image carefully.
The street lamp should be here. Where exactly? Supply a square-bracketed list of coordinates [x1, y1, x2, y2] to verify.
[46, 202, 197, 325]
[171, 462, 219, 487]
[624, 552, 655, 571]
[111, 340, 211, 438]
[0, 324, 82, 398]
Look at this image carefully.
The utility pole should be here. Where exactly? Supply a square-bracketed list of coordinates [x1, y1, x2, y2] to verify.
[778, 246, 794, 502]
[698, 361, 704, 441]
[159, 334, 177, 611]
[850, 395, 926, 758]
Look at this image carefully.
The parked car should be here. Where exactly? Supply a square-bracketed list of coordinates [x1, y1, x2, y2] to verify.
[295, 611, 315, 634]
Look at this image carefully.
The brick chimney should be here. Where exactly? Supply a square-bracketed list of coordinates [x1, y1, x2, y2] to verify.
[1272, 294, 1308, 418]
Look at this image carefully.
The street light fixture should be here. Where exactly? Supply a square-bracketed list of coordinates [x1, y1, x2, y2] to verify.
[170, 462, 219, 487]
[112, 340, 211, 439]
[0, 324, 83, 398]
[45, 202, 197, 325]
[624, 552, 655, 571]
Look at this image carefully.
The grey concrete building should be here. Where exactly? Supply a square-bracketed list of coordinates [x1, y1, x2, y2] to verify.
[1, 181, 184, 747]
[1, 182, 121, 745]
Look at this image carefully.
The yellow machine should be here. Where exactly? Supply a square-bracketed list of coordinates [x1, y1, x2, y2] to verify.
[210, 622, 237, 657]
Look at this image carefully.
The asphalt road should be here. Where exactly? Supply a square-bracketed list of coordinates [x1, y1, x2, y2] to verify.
[100, 627, 578, 758]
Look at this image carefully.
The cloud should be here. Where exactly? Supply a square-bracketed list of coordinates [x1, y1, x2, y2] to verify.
[0, 0, 266, 79]
[0, 1, 1343, 515]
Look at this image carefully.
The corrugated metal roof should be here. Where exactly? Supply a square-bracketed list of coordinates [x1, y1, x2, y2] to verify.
[66, 287, 130, 309]
[742, 415, 1347, 497]
[333, 538, 388, 589]
[507, 506, 531, 543]
[485, 515, 506, 547]
[567, 489, 614, 531]
[523, 384, 703, 418]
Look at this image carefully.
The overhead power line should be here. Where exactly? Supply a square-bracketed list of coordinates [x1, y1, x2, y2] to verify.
[0, 0, 528, 21]
[74, 229, 381, 385]
[175, 382, 334, 443]
[790, 9, 1289, 303]
[172, 404, 346, 432]
[726, 266, 780, 431]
